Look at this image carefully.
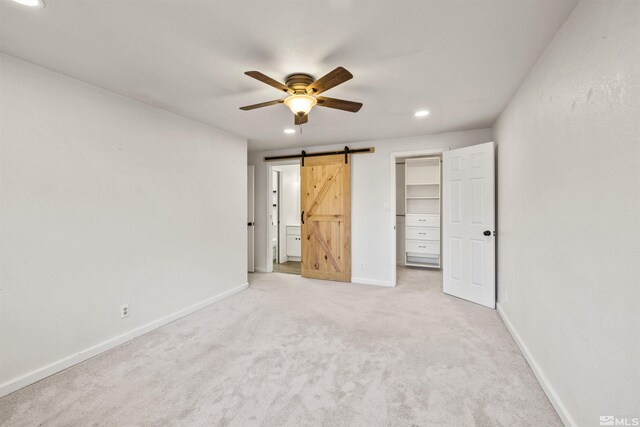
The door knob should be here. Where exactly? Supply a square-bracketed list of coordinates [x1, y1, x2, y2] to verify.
[483, 230, 491, 236]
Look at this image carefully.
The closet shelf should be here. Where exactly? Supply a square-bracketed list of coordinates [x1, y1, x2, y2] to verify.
[404, 156, 441, 269]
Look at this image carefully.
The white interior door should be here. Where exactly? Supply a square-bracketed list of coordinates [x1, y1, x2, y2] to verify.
[247, 165, 255, 273]
[442, 142, 495, 308]
[271, 170, 279, 264]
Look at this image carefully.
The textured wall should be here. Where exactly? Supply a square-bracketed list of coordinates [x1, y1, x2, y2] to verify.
[0, 54, 248, 393]
[492, 1, 640, 425]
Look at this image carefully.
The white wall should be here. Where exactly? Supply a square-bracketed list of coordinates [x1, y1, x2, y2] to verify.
[0, 54, 248, 396]
[395, 163, 405, 216]
[395, 163, 405, 265]
[248, 129, 491, 283]
[492, 1, 640, 425]
[277, 165, 301, 230]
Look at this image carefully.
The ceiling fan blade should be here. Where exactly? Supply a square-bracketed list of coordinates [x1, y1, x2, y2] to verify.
[239, 99, 284, 111]
[306, 67, 353, 95]
[316, 96, 363, 113]
[245, 71, 292, 94]
[295, 114, 308, 125]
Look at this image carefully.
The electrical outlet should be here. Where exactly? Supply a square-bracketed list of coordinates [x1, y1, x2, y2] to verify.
[120, 304, 129, 318]
[360, 263, 365, 270]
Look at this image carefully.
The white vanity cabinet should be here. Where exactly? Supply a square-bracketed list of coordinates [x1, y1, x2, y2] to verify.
[286, 226, 301, 258]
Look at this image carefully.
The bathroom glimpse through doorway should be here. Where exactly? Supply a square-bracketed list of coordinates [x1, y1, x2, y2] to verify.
[269, 162, 301, 275]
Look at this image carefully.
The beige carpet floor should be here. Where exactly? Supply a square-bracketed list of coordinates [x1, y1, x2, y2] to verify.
[0, 268, 561, 426]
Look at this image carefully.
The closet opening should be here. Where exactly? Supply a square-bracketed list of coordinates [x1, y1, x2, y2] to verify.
[391, 143, 496, 307]
[391, 149, 445, 289]
[269, 162, 301, 275]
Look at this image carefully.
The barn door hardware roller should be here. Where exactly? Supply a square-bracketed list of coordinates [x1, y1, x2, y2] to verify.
[264, 146, 374, 164]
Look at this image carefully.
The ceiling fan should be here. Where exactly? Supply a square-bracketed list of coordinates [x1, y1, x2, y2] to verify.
[239, 67, 363, 126]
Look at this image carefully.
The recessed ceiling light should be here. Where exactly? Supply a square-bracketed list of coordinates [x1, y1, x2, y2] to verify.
[414, 110, 430, 118]
[283, 128, 296, 135]
[11, 0, 45, 8]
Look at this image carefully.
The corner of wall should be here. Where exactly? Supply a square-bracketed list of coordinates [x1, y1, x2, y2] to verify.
[0, 282, 249, 398]
[497, 303, 577, 427]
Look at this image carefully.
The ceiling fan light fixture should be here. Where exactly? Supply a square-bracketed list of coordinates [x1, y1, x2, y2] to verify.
[284, 94, 317, 116]
[240, 67, 361, 127]
[283, 128, 296, 134]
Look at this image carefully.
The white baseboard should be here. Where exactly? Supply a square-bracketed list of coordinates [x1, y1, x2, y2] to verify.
[0, 282, 249, 398]
[254, 267, 269, 273]
[497, 303, 576, 427]
[351, 276, 394, 287]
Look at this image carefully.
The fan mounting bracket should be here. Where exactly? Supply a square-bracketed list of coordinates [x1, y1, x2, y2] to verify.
[285, 73, 315, 92]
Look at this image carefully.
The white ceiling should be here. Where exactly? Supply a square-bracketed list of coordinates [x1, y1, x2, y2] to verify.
[0, 0, 576, 151]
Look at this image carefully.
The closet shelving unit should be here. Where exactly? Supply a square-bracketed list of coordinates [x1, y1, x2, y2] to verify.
[404, 157, 441, 268]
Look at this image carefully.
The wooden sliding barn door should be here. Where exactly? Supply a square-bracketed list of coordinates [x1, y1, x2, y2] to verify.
[301, 154, 351, 282]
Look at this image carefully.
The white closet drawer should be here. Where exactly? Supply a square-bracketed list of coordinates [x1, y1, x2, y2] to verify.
[406, 239, 440, 255]
[406, 214, 439, 227]
[405, 227, 439, 241]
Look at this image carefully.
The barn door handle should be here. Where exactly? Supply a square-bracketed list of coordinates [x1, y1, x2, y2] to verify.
[301, 211, 304, 224]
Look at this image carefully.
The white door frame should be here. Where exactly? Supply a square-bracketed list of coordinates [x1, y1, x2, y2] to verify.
[266, 159, 300, 273]
[389, 148, 448, 287]
[248, 165, 255, 273]
[272, 169, 282, 264]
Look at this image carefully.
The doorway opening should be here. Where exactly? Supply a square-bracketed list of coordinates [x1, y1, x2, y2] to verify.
[269, 163, 301, 275]
[394, 152, 444, 290]
[390, 143, 496, 308]
[271, 169, 281, 265]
